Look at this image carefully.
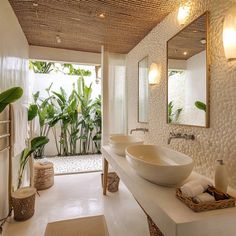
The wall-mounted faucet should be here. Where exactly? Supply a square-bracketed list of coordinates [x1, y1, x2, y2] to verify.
[130, 128, 149, 134]
[167, 132, 195, 145]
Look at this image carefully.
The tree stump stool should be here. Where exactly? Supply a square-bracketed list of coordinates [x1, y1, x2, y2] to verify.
[34, 162, 54, 190]
[12, 187, 36, 221]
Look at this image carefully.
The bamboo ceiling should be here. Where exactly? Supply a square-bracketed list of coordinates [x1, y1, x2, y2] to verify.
[9, 0, 179, 54]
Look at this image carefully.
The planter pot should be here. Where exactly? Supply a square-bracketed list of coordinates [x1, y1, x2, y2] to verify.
[12, 187, 36, 221]
[101, 172, 120, 192]
[34, 161, 54, 190]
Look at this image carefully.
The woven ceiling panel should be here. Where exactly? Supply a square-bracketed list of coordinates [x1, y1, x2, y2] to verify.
[9, 0, 179, 53]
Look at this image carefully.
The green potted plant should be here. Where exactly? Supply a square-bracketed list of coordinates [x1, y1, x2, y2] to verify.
[11, 136, 49, 221]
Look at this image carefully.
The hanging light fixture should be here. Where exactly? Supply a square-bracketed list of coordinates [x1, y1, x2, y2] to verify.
[177, 2, 191, 25]
[223, 4, 236, 60]
[148, 63, 160, 85]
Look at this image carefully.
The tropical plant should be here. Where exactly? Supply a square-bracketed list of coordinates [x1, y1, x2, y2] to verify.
[28, 85, 59, 157]
[17, 136, 49, 189]
[0, 87, 23, 113]
[168, 101, 183, 123]
[195, 101, 206, 112]
[29, 61, 55, 74]
[63, 64, 91, 76]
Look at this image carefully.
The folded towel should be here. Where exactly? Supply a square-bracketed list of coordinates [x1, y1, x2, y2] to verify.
[180, 178, 212, 197]
[193, 193, 215, 203]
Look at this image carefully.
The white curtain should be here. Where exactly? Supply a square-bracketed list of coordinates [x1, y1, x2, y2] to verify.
[108, 53, 127, 135]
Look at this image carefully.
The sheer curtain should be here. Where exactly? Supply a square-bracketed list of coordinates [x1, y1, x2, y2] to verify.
[108, 53, 127, 135]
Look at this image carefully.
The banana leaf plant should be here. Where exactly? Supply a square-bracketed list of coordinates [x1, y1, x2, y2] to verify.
[0, 87, 23, 113]
[168, 101, 183, 123]
[17, 136, 49, 189]
[28, 85, 59, 157]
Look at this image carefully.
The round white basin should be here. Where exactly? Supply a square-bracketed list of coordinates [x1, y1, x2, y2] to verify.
[126, 144, 194, 186]
[109, 135, 143, 156]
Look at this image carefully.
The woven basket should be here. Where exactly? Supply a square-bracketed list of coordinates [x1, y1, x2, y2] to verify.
[101, 172, 120, 192]
[34, 162, 54, 190]
[147, 215, 164, 236]
[12, 187, 36, 221]
[176, 187, 235, 212]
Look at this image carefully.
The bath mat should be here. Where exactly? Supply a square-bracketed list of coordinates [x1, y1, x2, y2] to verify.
[44, 215, 109, 236]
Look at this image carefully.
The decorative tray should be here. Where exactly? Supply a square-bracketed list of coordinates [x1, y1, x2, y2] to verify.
[176, 186, 235, 212]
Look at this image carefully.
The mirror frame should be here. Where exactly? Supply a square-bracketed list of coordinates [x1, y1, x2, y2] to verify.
[166, 11, 210, 128]
[138, 56, 149, 123]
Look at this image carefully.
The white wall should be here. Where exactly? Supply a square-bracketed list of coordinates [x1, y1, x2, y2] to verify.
[126, 0, 236, 188]
[30, 46, 101, 65]
[0, 0, 29, 218]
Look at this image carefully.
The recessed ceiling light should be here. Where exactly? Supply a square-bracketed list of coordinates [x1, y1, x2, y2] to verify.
[71, 17, 81, 21]
[200, 38, 207, 45]
[193, 30, 198, 33]
[33, 2, 38, 7]
[183, 51, 188, 55]
[99, 13, 106, 19]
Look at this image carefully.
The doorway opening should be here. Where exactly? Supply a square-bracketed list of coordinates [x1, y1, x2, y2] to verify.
[29, 60, 102, 175]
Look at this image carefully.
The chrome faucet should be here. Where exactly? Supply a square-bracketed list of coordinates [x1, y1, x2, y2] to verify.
[167, 132, 195, 144]
[130, 128, 149, 134]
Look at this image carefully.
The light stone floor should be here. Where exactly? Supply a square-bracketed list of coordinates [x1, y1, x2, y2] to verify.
[45, 154, 102, 175]
[5, 172, 149, 236]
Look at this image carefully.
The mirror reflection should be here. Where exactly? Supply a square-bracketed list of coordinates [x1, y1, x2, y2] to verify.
[138, 57, 149, 123]
[167, 13, 208, 127]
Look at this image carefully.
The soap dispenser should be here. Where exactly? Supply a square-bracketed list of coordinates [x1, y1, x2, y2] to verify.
[215, 160, 228, 193]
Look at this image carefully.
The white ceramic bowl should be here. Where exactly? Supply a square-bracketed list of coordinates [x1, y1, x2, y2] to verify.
[126, 144, 194, 186]
[109, 135, 143, 156]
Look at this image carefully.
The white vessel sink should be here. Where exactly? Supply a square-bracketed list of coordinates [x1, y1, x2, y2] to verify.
[126, 144, 194, 186]
[109, 135, 143, 156]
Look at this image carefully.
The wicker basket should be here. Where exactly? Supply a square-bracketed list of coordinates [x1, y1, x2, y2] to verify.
[147, 215, 164, 236]
[12, 187, 36, 221]
[34, 162, 54, 190]
[176, 186, 235, 212]
[101, 172, 120, 192]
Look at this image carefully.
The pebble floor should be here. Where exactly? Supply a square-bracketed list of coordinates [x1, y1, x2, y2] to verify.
[45, 154, 102, 175]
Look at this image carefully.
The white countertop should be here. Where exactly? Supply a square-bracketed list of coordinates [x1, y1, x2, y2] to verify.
[102, 146, 236, 236]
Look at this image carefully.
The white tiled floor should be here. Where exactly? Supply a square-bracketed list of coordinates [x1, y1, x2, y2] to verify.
[5, 172, 149, 236]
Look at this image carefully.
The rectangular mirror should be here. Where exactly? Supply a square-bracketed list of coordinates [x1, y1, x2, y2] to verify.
[167, 12, 209, 127]
[138, 56, 149, 123]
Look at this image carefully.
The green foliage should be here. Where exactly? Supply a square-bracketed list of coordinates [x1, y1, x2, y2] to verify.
[30, 61, 55, 74]
[28, 86, 58, 157]
[195, 101, 206, 112]
[168, 101, 183, 123]
[29, 73, 102, 157]
[0, 87, 23, 113]
[29, 60, 92, 76]
[18, 136, 49, 189]
[63, 64, 91, 76]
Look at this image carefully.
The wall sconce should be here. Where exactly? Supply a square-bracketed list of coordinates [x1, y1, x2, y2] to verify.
[177, 3, 191, 25]
[148, 63, 160, 85]
[223, 4, 236, 60]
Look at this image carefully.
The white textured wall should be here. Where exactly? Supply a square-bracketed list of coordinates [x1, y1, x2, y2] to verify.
[127, 0, 236, 188]
[0, 0, 29, 217]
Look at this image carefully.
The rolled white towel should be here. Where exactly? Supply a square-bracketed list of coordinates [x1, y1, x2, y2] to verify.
[180, 178, 212, 197]
[193, 193, 215, 203]
[181, 184, 204, 197]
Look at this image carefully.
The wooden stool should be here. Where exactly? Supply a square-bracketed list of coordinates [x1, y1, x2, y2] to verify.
[12, 187, 36, 221]
[34, 162, 54, 190]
